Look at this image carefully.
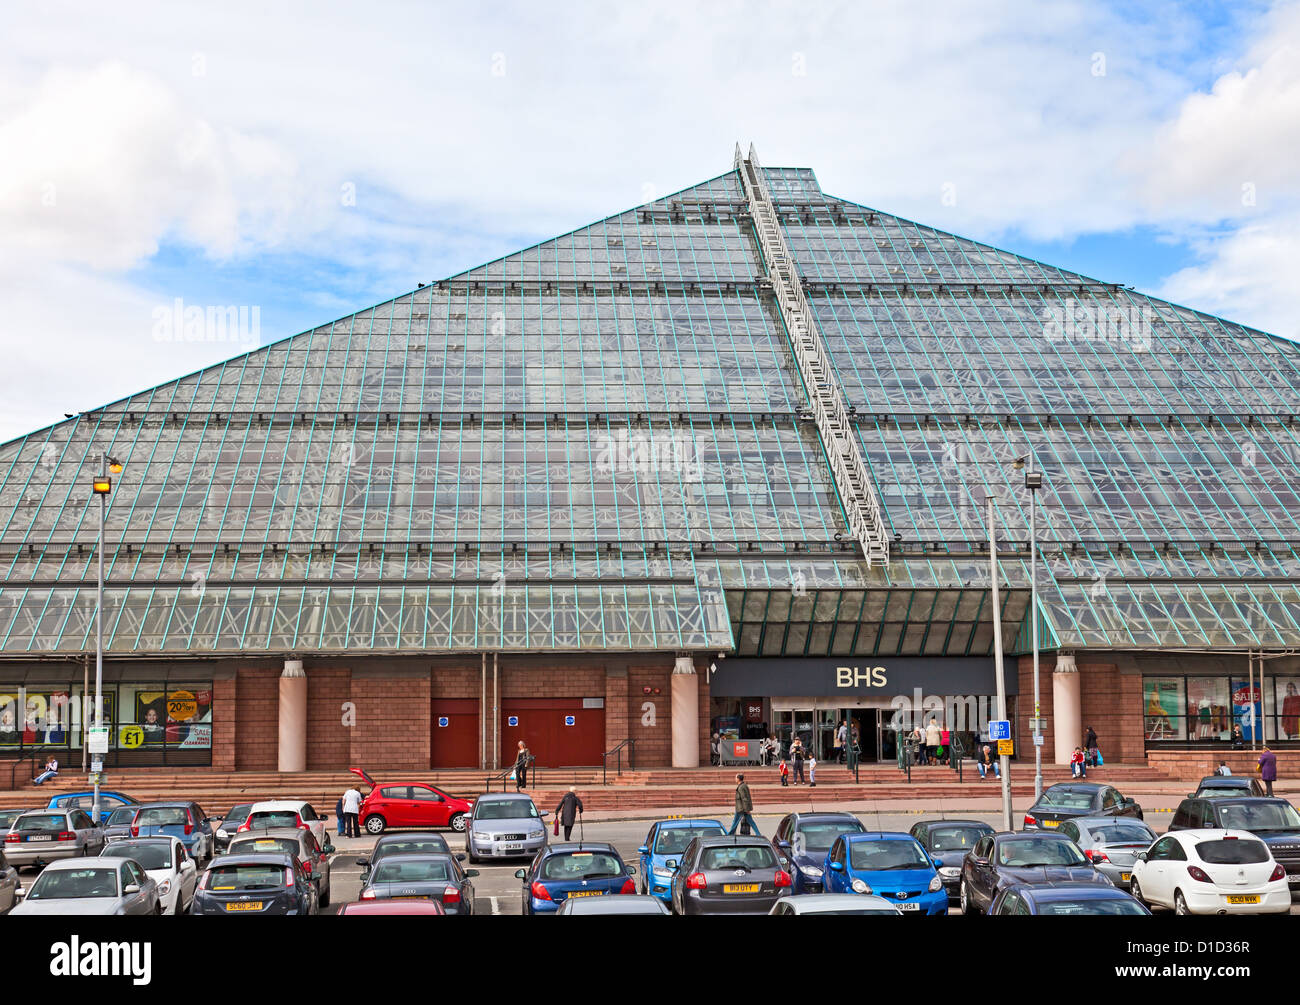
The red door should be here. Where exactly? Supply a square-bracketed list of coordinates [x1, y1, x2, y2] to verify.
[501, 698, 605, 767]
[431, 699, 480, 768]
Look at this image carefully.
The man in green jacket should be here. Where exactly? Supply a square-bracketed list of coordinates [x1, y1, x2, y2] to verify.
[727, 773, 759, 836]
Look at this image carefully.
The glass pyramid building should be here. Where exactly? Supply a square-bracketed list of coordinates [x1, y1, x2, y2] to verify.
[3, 145, 1300, 668]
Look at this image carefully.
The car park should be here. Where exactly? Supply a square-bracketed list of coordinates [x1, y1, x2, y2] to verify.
[0, 848, 18, 914]
[130, 801, 213, 861]
[4, 808, 104, 869]
[1192, 776, 1266, 799]
[228, 827, 334, 907]
[214, 803, 255, 852]
[359, 853, 477, 914]
[637, 818, 725, 900]
[770, 811, 867, 894]
[1167, 796, 1300, 897]
[909, 819, 995, 904]
[46, 791, 138, 825]
[989, 880, 1151, 915]
[769, 893, 902, 915]
[1054, 817, 1158, 890]
[668, 834, 789, 916]
[101, 806, 138, 844]
[517, 842, 637, 915]
[1130, 829, 1291, 915]
[100, 836, 199, 915]
[467, 792, 548, 862]
[351, 767, 473, 834]
[9, 857, 159, 915]
[1022, 783, 1143, 830]
[821, 832, 947, 915]
[337, 899, 445, 915]
[358, 832, 455, 883]
[556, 894, 669, 915]
[959, 831, 1108, 916]
[190, 852, 315, 916]
[240, 800, 328, 846]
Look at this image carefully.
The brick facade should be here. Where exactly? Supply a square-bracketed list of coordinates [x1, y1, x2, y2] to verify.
[234, 667, 279, 770]
[211, 675, 237, 772]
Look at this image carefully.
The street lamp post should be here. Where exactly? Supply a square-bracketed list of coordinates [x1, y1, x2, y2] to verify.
[1024, 463, 1043, 802]
[90, 452, 122, 825]
[987, 495, 1013, 833]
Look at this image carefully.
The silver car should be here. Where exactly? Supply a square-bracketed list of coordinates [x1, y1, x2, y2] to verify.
[465, 793, 548, 862]
[769, 893, 903, 915]
[1056, 816, 1157, 890]
[5, 808, 104, 869]
[0, 849, 18, 914]
[10, 856, 159, 915]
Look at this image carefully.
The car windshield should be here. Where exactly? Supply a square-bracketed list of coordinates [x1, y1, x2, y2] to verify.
[805, 908, 900, 916]
[1199, 788, 1248, 798]
[1035, 899, 1148, 916]
[207, 864, 286, 890]
[0, 810, 21, 830]
[1038, 789, 1096, 810]
[224, 805, 253, 823]
[929, 826, 989, 851]
[997, 838, 1088, 867]
[102, 843, 173, 869]
[655, 826, 723, 854]
[797, 821, 864, 852]
[248, 812, 299, 829]
[107, 808, 137, 825]
[28, 868, 118, 900]
[1196, 839, 1270, 864]
[137, 808, 188, 827]
[849, 840, 931, 871]
[700, 846, 777, 871]
[1087, 824, 1154, 845]
[232, 838, 298, 858]
[1215, 803, 1300, 832]
[15, 814, 66, 831]
[372, 860, 451, 883]
[540, 851, 625, 880]
[375, 838, 449, 858]
[476, 800, 537, 820]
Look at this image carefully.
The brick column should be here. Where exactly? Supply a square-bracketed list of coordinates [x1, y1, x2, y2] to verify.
[604, 667, 629, 755]
[212, 675, 237, 771]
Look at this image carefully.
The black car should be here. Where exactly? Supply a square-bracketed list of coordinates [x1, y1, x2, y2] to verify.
[190, 853, 315, 916]
[1022, 783, 1143, 830]
[214, 804, 255, 853]
[669, 834, 791, 916]
[909, 819, 995, 903]
[770, 812, 866, 894]
[1191, 776, 1267, 799]
[359, 853, 477, 914]
[959, 831, 1108, 916]
[989, 880, 1150, 916]
[1168, 796, 1300, 899]
[358, 831, 457, 883]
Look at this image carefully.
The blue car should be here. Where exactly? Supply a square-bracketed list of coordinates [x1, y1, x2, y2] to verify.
[131, 802, 214, 861]
[989, 880, 1151, 915]
[46, 791, 138, 826]
[822, 832, 948, 916]
[771, 811, 866, 894]
[638, 819, 725, 901]
[515, 842, 637, 915]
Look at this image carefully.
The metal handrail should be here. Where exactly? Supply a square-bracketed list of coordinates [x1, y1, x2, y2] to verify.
[485, 753, 537, 793]
[602, 739, 636, 785]
[950, 735, 966, 783]
[897, 740, 913, 782]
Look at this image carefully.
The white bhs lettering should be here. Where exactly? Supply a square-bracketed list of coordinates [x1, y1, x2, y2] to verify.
[834, 666, 887, 688]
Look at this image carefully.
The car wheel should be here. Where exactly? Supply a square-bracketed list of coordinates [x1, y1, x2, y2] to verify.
[154, 902, 164, 916]
[1129, 877, 1148, 909]
[468, 849, 479, 864]
[449, 813, 466, 833]
[318, 882, 330, 909]
[364, 815, 386, 835]
[960, 878, 976, 916]
[1174, 890, 1190, 916]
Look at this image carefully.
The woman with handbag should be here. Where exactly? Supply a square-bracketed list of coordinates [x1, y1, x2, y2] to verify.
[513, 740, 531, 791]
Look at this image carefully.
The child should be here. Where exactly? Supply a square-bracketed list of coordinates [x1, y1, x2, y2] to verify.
[779, 759, 789, 786]
[1070, 746, 1087, 778]
[808, 755, 817, 787]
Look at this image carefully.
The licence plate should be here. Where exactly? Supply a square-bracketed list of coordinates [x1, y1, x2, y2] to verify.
[898, 902, 921, 912]
[393, 896, 428, 900]
[224, 901, 263, 912]
[504, 844, 524, 852]
[1120, 873, 1131, 883]
[723, 884, 760, 894]
[1040, 819, 1059, 828]
[1288, 875, 1300, 884]
[566, 890, 604, 899]
[25, 835, 53, 841]
[1226, 895, 1260, 905]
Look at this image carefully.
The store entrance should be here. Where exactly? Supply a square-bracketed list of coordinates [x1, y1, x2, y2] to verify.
[773, 707, 885, 762]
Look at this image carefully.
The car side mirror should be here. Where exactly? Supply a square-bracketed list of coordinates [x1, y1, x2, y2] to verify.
[1187, 793, 1195, 800]
[466, 869, 480, 878]
[323, 844, 335, 855]
[456, 853, 466, 862]
[638, 845, 649, 855]
[830, 861, 845, 872]
[514, 869, 527, 880]
[1136, 852, 1148, 862]
[778, 840, 791, 850]
[356, 858, 369, 867]
[124, 884, 140, 894]
[665, 860, 678, 871]
[625, 865, 637, 876]
[933, 858, 943, 870]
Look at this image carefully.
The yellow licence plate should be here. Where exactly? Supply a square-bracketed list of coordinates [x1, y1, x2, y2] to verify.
[224, 901, 263, 911]
[1040, 819, 1059, 828]
[1120, 873, 1131, 883]
[566, 890, 604, 899]
[723, 883, 760, 894]
[1226, 895, 1260, 905]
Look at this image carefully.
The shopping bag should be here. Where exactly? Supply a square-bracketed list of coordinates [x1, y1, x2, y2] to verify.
[1095, 751, 1104, 766]
[508, 769, 516, 781]
[553, 817, 559, 836]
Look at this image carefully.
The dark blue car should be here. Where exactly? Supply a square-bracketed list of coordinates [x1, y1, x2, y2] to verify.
[989, 880, 1150, 915]
[515, 842, 637, 915]
[46, 791, 138, 826]
[770, 812, 866, 894]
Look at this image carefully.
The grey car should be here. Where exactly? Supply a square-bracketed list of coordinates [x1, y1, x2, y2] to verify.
[465, 793, 548, 862]
[769, 893, 902, 915]
[102, 806, 138, 844]
[359, 852, 477, 914]
[669, 835, 790, 915]
[5, 808, 104, 869]
[10, 856, 160, 915]
[1055, 817, 1157, 890]
[557, 894, 669, 915]
[0, 849, 18, 914]
[228, 827, 334, 907]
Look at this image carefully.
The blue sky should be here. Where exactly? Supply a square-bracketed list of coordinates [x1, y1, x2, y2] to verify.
[2, 0, 1298, 440]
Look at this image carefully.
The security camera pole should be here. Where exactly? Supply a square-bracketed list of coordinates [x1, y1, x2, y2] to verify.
[988, 494, 1013, 833]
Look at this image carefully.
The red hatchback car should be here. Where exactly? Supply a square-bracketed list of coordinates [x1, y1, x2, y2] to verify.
[351, 768, 474, 835]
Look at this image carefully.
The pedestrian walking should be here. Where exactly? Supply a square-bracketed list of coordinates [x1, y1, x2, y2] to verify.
[792, 739, 806, 784]
[335, 796, 345, 837]
[808, 754, 817, 787]
[1258, 746, 1277, 797]
[925, 717, 942, 765]
[31, 756, 59, 785]
[513, 739, 530, 791]
[342, 783, 363, 838]
[555, 786, 583, 841]
[1085, 725, 1098, 766]
[727, 773, 759, 836]
[977, 743, 1000, 779]
[911, 724, 927, 765]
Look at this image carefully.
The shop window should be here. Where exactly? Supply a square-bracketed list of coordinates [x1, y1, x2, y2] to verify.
[1143, 678, 1185, 740]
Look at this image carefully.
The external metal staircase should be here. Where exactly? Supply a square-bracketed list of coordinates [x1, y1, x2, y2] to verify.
[735, 143, 890, 565]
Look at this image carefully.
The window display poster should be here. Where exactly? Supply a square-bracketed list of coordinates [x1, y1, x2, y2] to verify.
[1186, 678, 1230, 740]
[1231, 680, 1262, 742]
[1277, 678, 1300, 741]
[1143, 678, 1184, 740]
[133, 688, 212, 747]
[0, 691, 71, 746]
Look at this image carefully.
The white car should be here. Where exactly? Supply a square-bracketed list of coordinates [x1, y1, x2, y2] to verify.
[1130, 829, 1291, 915]
[100, 836, 199, 916]
[241, 801, 328, 847]
[769, 893, 902, 915]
